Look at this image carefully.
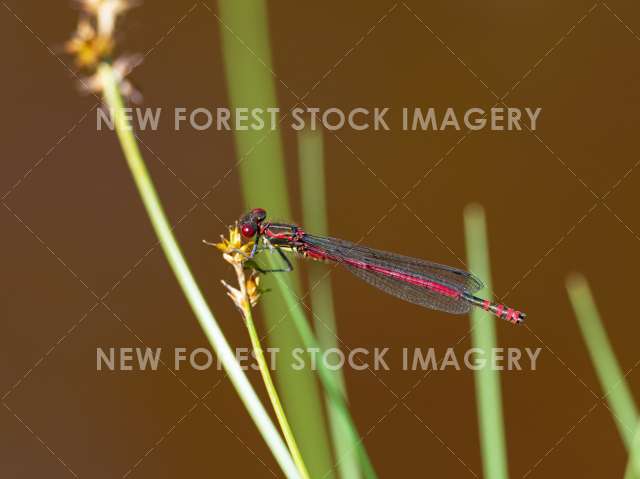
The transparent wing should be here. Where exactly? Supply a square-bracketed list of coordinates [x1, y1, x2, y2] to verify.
[342, 262, 471, 314]
[303, 234, 483, 294]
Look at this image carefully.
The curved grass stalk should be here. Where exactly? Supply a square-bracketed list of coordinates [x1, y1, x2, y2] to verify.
[98, 63, 301, 479]
[566, 274, 640, 478]
[463, 204, 509, 479]
[272, 273, 378, 479]
[244, 307, 311, 479]
[298, 128, 361, 479]
[217, 1, 335, 476]
[221, 258, 311, 479]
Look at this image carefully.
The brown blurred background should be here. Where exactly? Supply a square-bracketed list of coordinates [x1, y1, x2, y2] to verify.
[2, 0, 640, 477]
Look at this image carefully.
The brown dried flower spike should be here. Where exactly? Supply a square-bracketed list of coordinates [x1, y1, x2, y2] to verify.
[66, 0, 142, 102]
[213, 225, 254, 265]
[205, 225, 262, 313]
[65, 18, 113, 69]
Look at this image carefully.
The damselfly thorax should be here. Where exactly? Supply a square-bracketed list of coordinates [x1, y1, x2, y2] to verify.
[259, 223, 331, 262]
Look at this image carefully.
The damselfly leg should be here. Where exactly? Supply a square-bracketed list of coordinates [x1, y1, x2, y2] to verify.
[248, 236, 293, 274]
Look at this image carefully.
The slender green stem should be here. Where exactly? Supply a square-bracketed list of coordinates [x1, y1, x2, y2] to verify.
[243, 301, 311, 479]
[217, 2, 335, 476]
[272, 273, 378, 479]
[566, 274, 640, 478]
[624, 430, 640, 479]
[227, 260, 310, 479]
[463, 204, 509, 479]
[298, 128, 361, 479]
[98, 63, 300, 479]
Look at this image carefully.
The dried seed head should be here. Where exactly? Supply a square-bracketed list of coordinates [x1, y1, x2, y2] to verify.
[246, 274, 261, 307]
[67, 0, 142, 101]
[75, 0, 138, 35]
[208, 224, 254, 265]
[65, 18, 113, 68]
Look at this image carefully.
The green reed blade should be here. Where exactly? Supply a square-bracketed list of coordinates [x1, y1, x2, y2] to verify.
[464, 204, 509, 479]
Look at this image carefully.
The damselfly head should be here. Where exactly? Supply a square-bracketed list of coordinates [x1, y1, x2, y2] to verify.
[239, 208, 267, 238]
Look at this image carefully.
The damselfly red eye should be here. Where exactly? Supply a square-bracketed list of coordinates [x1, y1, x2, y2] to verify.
[241, 224, 256, 238]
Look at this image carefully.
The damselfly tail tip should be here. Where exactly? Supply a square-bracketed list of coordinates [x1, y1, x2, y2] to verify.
[463, 293, 526, 325]
[498, 307, 525, 325]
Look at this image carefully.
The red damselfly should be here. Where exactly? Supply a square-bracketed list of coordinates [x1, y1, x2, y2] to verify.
[237, 208, 526, 325]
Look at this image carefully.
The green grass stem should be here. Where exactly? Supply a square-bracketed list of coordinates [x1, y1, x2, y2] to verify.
[217, 1, 334, 476]
[566, 274, 640, 478]
[272, 273, 378, 479]
[242, 296, 311, 479]
[298, 128, 361, 479]
[99, 63, 301, 479]
[463, 204, 509, 479]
